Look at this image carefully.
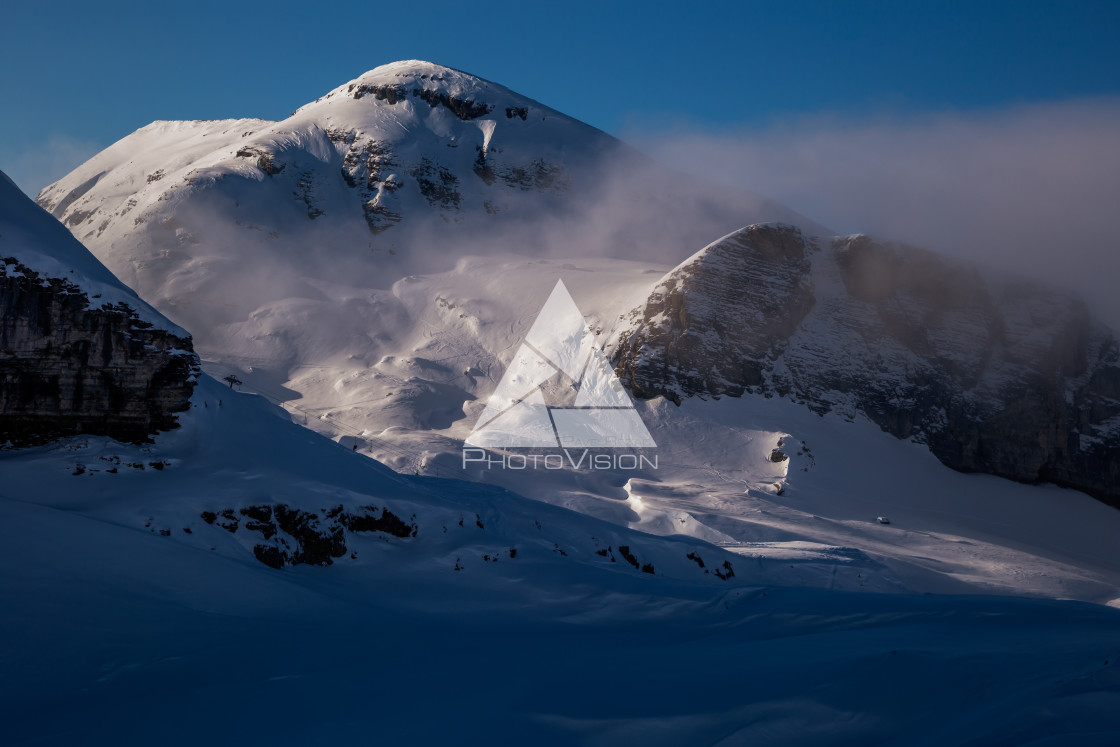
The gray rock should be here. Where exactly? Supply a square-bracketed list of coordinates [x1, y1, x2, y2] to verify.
[612, 224, 1120, 507]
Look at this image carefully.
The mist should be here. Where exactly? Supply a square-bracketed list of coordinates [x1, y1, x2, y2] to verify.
[626, 98, 1120, 329]
[41, 94, 1120, 378]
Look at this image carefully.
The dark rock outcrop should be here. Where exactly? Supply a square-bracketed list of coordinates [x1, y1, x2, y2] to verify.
[235, 147, 284, 176]
[613, 225, 1120, 507]
[205, 504, 418, 568]
[616, 224, 815, 401]
[0, 258, 198, 446]
[348, 81, 494, 120]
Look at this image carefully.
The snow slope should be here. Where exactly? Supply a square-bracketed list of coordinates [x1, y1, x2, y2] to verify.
[2, 376, 1119, 745]
[0, 374, 742, 583]
[0, 170, 182, 335]
[193, 255, 1120, 605]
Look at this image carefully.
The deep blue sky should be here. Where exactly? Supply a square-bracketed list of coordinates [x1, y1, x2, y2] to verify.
[2, 0, 1119, 194]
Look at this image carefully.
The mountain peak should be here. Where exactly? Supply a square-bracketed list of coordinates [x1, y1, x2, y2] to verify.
[354, 60, 487, 86]
[292, 60, 525, 123]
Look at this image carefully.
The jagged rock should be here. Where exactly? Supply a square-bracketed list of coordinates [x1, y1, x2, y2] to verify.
[714, 561, 735, 580]
[208, 503, 418, 568]
[410, 157, 461, 210]
[340, 505, 415, 538]
[0, 170, 198, 446]
[349, 80, 494, 120]
[0, 258, 196, 445]
[253, 545, 284, 569]
[615, 224, 815, 402]
[235, 147, 284, 176]
[612, 224, 1120, 507]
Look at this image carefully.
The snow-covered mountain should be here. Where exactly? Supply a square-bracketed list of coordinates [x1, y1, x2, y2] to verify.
[5, 64, 1120, 743]
[31, 52, 1120, 603]
[0, 170, 196, 444]
[36, 60, 821, 355]
[610, 224, 1120, 506]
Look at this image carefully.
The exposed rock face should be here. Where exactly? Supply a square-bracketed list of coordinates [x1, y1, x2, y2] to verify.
[0, 258, 197, 445]
[612, 225, 1120, 507]
[615, 224, 817, 399]
[348, 79, 495, 120]
[202, 504, 418, 568]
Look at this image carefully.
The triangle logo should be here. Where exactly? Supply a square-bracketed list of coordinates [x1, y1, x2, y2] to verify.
[466, 280, 656, 448]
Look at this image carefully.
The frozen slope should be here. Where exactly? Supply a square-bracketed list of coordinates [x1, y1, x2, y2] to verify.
[1, 170, 181, 335]
[195, 255, 1120, 605]
[0, 374, 743, 582]
[2, 378, 1119, 744]
[631, 394, 1120, 604]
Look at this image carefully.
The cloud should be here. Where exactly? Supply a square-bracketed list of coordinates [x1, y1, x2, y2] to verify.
[626, 98, 1120, 328]
[0, 135, 105, 199]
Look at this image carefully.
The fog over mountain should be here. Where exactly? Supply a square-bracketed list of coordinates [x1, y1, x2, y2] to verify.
[628, 97, 1120, 328]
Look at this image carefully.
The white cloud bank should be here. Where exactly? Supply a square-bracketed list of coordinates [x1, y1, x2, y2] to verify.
[629, 98, 1120, 328]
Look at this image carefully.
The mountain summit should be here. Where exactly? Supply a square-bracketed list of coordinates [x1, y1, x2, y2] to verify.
[35, 60, 817, 358]
[37, 59, 620, 260]
[294, 59, 559, 123]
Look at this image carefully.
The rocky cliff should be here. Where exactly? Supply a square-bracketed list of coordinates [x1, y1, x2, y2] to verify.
[0, 259, 196, 445]
[612, 224, 1120, 506]
[0, 171, 198, 446]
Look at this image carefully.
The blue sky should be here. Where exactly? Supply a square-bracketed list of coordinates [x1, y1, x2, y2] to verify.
[2, 0, 1118, 194]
